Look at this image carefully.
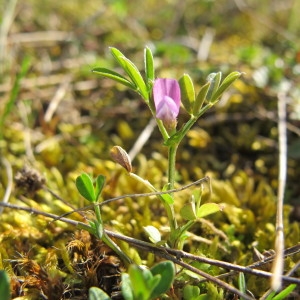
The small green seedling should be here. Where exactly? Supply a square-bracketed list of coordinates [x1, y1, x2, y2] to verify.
[88, 261, 175, 300]
[122, 261, 175, 300]
[75, 173, 131, 265]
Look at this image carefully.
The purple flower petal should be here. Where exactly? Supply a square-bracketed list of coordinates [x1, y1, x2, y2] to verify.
[153, 78, 181, 129]
[156, 95, 179, 120]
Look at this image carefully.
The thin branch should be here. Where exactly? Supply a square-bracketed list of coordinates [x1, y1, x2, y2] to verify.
[0, 201, 299, 289]
[51, 176, 210, 221]
[0, 202, 249, 299]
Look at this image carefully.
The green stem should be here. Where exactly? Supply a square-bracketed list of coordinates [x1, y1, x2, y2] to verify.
[156, 118, 169, 141]
[167, 144, 179, 246]
[128, 172, 177, 235]
[168, 145, 178, 191]
[102, 232, 132, 266]
[175, 220, 195, 249]
[94, 203, 102, 224]
[94, 203, 132, 266]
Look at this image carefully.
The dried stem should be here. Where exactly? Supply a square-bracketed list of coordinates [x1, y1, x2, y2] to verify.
[0, 157, 13, 214]
[271, 91, 288, 291]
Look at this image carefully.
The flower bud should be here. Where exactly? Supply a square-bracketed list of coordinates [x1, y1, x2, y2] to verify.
[110, 146, 132, 172]
[153, 78, 181, 131]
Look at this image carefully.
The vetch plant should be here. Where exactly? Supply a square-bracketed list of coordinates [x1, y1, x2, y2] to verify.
[121, 261, 175, 300]
[73, 46, 242, 298]
[92, 46, 241, 249]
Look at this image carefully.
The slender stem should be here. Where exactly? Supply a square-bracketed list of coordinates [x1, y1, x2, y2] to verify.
[167, 145, 178, 191]
[102, 232, 132, 266]
[128, 172, 177, 235]
[94, 203, 102, 224]
[94, 202, 132, 266]
[174, 220, 194, 249]
[167, 144, 179, 245]
[156, 118, 169, 141]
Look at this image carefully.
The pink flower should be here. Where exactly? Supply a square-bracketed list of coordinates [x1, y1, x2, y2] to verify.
[153, 78, 181, 130]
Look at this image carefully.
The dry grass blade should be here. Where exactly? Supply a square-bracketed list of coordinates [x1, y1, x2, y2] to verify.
[0, 158, 13, 214]
[271, 90, 288, 291]
[0, 0, 18, 74]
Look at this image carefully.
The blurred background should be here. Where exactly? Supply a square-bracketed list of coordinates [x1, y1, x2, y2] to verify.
[1, 0, 300, 194]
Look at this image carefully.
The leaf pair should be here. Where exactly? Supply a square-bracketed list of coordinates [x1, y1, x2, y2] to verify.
[179, 71, 241, 116]
[88, 261, 175, 300]
[180, 190, 222, 221]
[122, 261, 175, 300]
[75, 173, 105, 203]
[93, 47, 155, 102]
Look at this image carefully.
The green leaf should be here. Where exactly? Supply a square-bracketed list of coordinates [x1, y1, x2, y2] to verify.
[120, 56, 149, 100]
[95, 175, 106, 201]
[159, 184, 174, 204]
[183, 285, 201, 300]
[121, 273, 134, 300]
[180, 202, 197, 221]
[192, 188, 202, 210]
[0, 270, 10, 300]
[88, 287, 111, 300]
[179, 73, 195, 114]
[193, 81, 211, 116]
[109, 47, 149, 100]
[148, 275, 162, 299]
[96, 221, 104, 239]
[197, 203, 222, 218]
[143, 226, 161, 244]
[160, 193, 174, 205]
[150, 261, 175, 299]
[269, 284, 297, 300]
[75, 173, 96, 202]
[144, 47, 155, 86]
[164, 131, 183, 147]
[79, 220, 97, 235]
[110, 47, 128, 69]
[164, 116, 196, 147]
[238, 272, 246, 300]
[128, 265, 152, 300]
[210, 71, 241, 103]
[92, 67, 135, 89]
[265, 291, 277, 300]
[206, 72, 222, 101]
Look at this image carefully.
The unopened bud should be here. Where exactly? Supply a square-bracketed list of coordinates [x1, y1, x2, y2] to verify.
[110, 146, 132, 172]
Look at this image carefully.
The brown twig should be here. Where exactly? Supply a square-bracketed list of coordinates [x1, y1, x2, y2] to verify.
[0, 201, 299, 290]
[1, 199, 300, 300]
